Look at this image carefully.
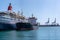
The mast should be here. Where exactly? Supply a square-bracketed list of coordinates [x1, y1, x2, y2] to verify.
[32, 13, 33, 17]
[21, 9, 23, 16]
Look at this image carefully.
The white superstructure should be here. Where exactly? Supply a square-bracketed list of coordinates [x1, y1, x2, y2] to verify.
[0, 12, 16, 24]
[28, 14, 37, 26]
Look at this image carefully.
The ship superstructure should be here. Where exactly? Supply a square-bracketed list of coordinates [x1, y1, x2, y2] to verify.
[28, 14, 38, 26]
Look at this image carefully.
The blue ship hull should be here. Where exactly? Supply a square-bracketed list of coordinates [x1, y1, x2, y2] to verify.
[0, 23, 16, 30]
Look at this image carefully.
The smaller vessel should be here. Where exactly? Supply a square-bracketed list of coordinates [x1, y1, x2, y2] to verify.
[16, 10, 33, 30]
[16, 14, 38, 30]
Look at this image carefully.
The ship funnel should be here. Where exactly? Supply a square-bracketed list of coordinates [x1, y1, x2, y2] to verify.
[32, 14, 33, 17]
[8, 3, 12, 11]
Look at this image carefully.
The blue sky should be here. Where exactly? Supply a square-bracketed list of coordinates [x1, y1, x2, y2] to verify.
[0, 0, 60, 24]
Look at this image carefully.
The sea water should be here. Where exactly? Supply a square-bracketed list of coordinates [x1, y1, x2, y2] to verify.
[0, 26, 60, 40]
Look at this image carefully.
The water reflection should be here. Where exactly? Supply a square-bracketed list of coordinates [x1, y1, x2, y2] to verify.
[0, 27, 60, 40]
[0, 30, 37, 40]
[16, 30, 37, 40]
[37, 27, 60, 40]
[0, 31, 16, 40]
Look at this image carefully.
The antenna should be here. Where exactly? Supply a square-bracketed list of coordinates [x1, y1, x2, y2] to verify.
[18, 11, 20, 15]
[32, 13, 33, 17]
[54, 18, 56, 23]
[21, 9, 23, 16]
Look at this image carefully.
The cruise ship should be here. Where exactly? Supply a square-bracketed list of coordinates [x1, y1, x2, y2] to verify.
[0, 3, 26, 30]
[0, 3, 17, 30]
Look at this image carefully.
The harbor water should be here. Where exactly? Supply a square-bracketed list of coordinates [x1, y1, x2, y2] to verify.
[0, 26, 60, 40]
